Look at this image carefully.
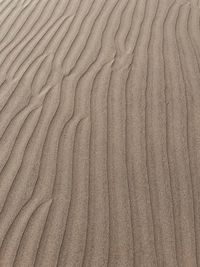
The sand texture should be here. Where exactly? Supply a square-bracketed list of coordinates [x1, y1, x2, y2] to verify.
[0, 0, 200, 266]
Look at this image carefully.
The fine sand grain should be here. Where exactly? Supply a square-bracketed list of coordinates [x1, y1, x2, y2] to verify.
[0, 0, 200, 266]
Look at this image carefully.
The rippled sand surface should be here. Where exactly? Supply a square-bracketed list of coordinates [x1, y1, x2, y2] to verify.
[0, 0, 200, 266]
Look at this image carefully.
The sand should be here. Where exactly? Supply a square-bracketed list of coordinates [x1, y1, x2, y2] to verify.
[0, 0, 200, 266]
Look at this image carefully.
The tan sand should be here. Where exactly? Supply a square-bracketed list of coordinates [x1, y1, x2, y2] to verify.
[0, 0, 200, 266]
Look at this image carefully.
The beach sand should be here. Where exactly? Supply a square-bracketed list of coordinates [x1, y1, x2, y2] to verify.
[0, 0, 200, 266]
